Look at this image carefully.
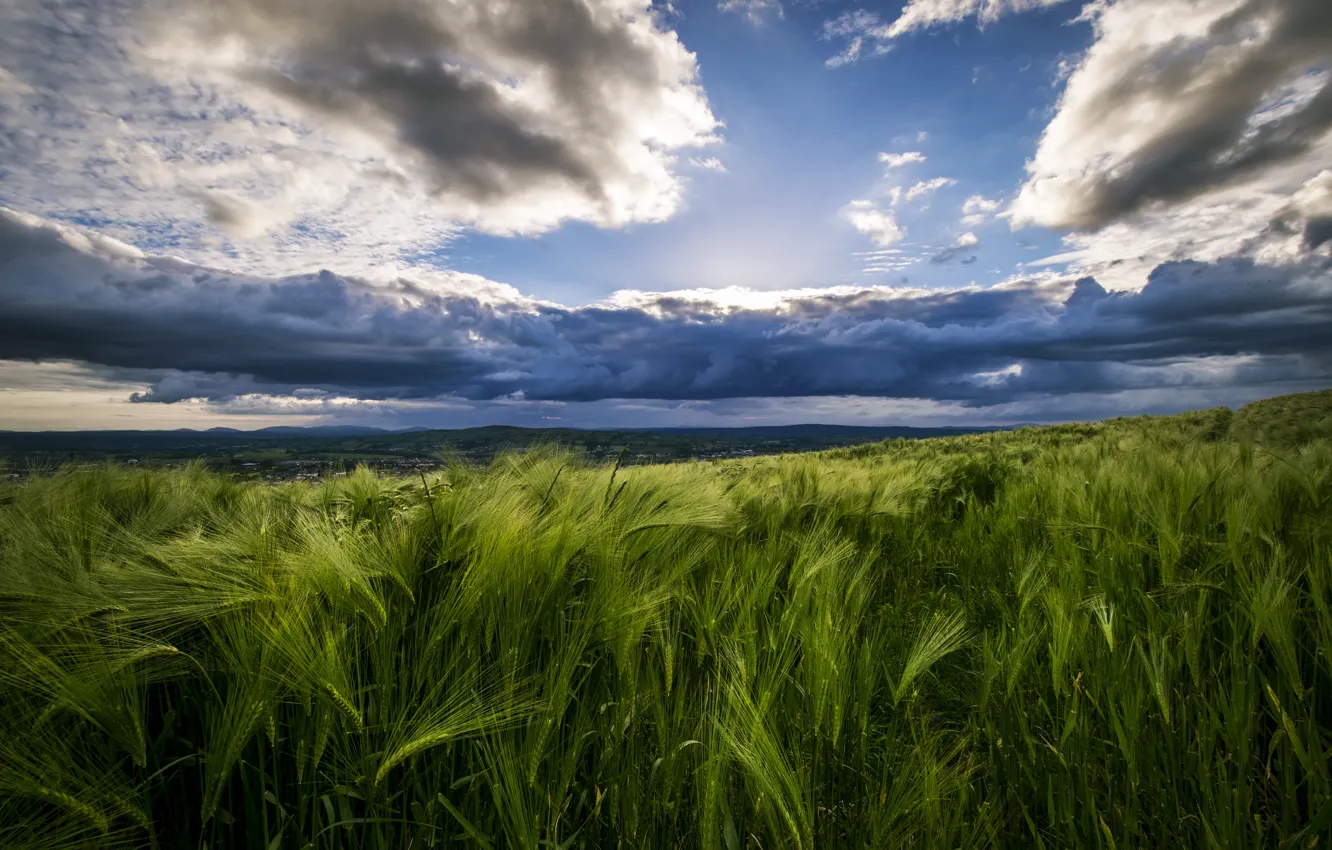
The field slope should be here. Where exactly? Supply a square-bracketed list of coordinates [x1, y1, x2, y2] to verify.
[1231, 388, 1332, 447]
[1, 392, 1331, 848]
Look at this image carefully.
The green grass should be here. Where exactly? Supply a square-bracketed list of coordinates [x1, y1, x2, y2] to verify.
[2, 394, 1331, 847]
[1232, 389, 1332, 448]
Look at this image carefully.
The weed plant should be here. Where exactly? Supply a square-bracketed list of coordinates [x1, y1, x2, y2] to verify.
[1, 399, 1331, 847]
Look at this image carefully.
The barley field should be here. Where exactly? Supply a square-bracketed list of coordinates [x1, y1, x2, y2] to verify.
[2, 396, 1331, 848]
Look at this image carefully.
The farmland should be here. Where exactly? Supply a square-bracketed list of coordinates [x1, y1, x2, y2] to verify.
[1, 392, 1331, 848]
[0, 424, 996, 479]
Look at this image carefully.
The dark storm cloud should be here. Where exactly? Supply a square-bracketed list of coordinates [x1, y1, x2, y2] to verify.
[1306, 216, 1332, 250]
[2, 210, 1331, 407]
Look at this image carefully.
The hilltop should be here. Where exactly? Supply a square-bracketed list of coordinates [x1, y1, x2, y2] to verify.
[1230, 388, 1332, 447]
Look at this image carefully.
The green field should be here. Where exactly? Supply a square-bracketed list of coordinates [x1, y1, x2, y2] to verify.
[2, 393, 1331, 848]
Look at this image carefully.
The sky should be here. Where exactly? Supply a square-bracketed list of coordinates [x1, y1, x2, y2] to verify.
[1, 0, 1330, 431]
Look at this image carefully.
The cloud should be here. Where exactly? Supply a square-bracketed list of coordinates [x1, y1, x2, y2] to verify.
[842, 200, 905, 246]
[197, 190, 290, 240]
[904, 177, 957, 203]
[886, 0, 1073, 35]
[719, 0, 784, 23]
[961, 194, 1003, 227]
[823, 0, 1073, 66]
[689, 157, 729, 172]
[879, 151, 927, 169]
[1292, 170, 1332, 248]
[0, 0, 720, 277]
[1011, 0, 1332, 232]
[3, 208, 1330, 410]
[1026, 153, 1332, 293]
[7, 357, 1300, 430]
[853, 247, 919, 275]
[931, 231, 980, 264]
[821, 11, 893, 67]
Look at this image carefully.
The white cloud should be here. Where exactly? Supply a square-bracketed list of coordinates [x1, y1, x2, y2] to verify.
[904, 177, 957, 202]
[1289, 169, 1332, 247]
[822, 10, 895, 67]
[842, 200, 905, 246]
[605, 280, 935, 312]
[0, 0, 721, 279]
[823, 0, 1073, 66]
[961, 194, 1003, 226]
[689, 157, 729, 172]
[1010, 0, 1332, 290]
[1028, 168, 1332, 291]
[1011, 0, 1332, 231]
[879, 151, 927, 169]
[889, 0, 1074, 35]
[930, 231, 980, 264]
[857, 245, 921, 274]
[719, 0, 784, 23]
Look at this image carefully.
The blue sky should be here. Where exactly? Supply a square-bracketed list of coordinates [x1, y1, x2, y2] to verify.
[392, 0, 1083, 302]
[1, 0, 1330, 430]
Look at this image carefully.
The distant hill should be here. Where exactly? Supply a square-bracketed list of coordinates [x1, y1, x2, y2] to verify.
[0, 423, 992, 448]
[10, 390, 1332, 461]
[625, 424, 991, 439]
[0, 427, 396, 453]
[246, 425, 405, 437]
[0, 422, 1000, 465]
[4, 392, 1331, 471]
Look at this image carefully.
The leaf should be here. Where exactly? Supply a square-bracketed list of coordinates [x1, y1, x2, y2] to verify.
[1282, 794, 1332, 846]
[724, 810, 740, 850]
[438, 794, 494, 850]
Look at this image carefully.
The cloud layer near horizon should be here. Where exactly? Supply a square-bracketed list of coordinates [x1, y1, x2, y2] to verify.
[3, 208, 1329, 411]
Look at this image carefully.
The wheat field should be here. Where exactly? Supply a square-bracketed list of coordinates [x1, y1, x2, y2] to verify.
[1, 399, 1330, 848]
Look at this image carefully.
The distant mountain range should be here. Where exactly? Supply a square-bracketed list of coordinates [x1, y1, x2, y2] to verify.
[0, 423, 995, 440]
[0, 423, 1001, 457]
[0, 425, 428, 440]
[621, 424, 991, 439]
